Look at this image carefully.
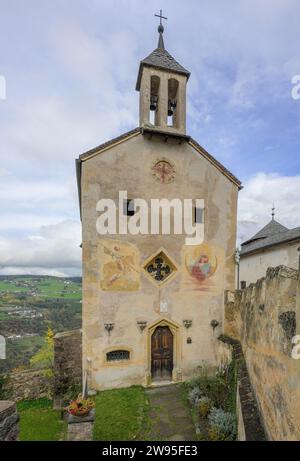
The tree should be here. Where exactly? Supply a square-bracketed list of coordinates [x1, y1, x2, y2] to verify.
[30, 327, 54, 376]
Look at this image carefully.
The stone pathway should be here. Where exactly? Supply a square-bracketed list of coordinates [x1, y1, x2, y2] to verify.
[145, 384, 197, 441]
[67, 409, 95, 441]
[68, 421, 93, 441]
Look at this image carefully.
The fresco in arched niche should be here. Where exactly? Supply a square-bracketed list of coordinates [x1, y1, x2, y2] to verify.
[99, 240, 140, 291]
[182, 243, 224, 294]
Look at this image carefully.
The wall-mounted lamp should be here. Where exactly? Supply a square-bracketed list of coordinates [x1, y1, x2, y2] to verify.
[137, 321, 147, 332]
[104, 323, 114, 335]
[183, 320, 192, 329]
[210, 319, 219, 330]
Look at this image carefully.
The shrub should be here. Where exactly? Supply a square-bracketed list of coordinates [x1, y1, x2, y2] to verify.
[208, 426, 228, 441]
[188, 387, 202, 405]
[224, 360, 237, 414]
[188, 364, 230, 408]
[188, 376, 202, 390]
[198, 396, 212, 418]
[0, 373, 10, 399]
[208, 407, 236, 441]
[30, 327, 54, 373]
[192, 374, 227, 408]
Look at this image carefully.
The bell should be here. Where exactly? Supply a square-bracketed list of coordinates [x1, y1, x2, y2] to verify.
[150, 96, 157, 111]
[168, 99, 177, 117]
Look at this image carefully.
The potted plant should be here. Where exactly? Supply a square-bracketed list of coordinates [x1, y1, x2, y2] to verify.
[65, 395, 95, 417]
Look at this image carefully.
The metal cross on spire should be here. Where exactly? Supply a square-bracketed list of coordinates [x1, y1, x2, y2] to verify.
[272, 203, 275, 220]
[155, 9, 168, 26]
[155, 9, 167, 49]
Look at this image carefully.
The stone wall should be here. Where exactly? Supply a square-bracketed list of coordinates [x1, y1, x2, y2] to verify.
[225, 265, 300, 440]
[4, 369, 53, 402]
[53, 330, 82, 401]
[219, 335, 266, 441]
[0, 401, 19, 441]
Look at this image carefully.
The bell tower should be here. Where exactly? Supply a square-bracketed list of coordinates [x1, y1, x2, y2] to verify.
[136, 11, 190, 135]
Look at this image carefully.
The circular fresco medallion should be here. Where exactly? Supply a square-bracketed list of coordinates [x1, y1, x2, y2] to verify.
[152, 159, 176, 184]
[185, 244, 218, 282]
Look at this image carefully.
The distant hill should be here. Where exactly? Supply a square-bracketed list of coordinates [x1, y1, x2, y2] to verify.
[0, 275, 82, 282]
[0, 275, 82, 373]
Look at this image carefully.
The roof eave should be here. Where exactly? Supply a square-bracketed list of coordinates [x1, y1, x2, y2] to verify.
[136, 62, 191, 91]
[240, 236, 300, 257]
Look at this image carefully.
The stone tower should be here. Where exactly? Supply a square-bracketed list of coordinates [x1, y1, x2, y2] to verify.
[136, 22, 190, 135]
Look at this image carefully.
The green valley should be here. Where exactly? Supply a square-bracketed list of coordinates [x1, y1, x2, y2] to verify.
[0, 275, 82, 373]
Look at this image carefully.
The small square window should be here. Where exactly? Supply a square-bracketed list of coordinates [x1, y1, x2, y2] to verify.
[194, 207, 204, 224]
[124, 199, 135, 216]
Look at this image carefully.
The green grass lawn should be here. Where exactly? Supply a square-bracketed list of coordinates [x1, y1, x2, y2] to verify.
[93, 386, 150, 441]
[17, 398, 67, 441]
[16, 387, 150, 441]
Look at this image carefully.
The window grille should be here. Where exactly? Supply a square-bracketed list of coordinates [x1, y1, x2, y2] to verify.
[106, 350, 130, 362]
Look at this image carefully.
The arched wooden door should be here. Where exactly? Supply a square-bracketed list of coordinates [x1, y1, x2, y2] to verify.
[151, 326, 173, 380]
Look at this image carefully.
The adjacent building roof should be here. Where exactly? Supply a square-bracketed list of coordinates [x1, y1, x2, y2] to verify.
[243, 219, 288, 244]
[240, 218, 300, 256]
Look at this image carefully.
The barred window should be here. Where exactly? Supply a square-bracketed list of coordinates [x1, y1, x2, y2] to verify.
[106, 350, 130, 362]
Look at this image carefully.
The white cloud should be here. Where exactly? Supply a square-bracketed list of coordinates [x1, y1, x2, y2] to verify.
[0, 171, 78, 231]
[0, 220, 81, 276]
[0, 171, 73, 205]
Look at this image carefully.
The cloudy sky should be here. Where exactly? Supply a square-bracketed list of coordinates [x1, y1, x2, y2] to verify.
[0, 0, 300, 276]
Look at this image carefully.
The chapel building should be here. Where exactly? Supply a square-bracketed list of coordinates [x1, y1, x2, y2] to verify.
[76, 21, 241, 390]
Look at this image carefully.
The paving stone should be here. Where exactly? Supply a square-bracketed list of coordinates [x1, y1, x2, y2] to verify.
[68, 421, 93, 441]
[145, 384, 197, 441]
[168, 408, 189, 418]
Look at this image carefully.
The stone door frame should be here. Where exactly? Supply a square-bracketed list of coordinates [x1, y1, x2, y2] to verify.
[146, 317, 182, 385]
